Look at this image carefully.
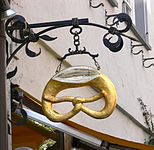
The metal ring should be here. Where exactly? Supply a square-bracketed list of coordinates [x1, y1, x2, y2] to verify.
[70, 26, 82, 35]
[8, 109, 27, 126]
[103, 32, 123, 52]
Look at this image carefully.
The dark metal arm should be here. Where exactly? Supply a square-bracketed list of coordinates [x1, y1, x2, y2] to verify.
[5, 13, 139, 77]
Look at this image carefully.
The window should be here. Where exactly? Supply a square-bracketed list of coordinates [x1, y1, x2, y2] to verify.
[108, 0, 118, 7]
[122, 0, 149, 43]
[135, 0, 149, 42]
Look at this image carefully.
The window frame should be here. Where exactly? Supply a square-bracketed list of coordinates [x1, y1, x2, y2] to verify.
[108, 0, 118, 8]
[122, 0, 132, 17]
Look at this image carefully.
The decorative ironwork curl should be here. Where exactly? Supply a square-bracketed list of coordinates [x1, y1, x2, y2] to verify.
[58, 47, 99, 61]
[7, 66, 17, 79]
[131, 41, 154, 68]
[103, 32, 123, 52]
[105, 11, 132, 33]
[25, 42, 41, 57]
[143, 58, 154, 69]
[8, 109, 27, 126]
[5, 15, 27, 43]
[6, 40, 18, 79]
[5, 15, 58, 66]
[89, 0, 104, 8]
[131, 42, 143, 55]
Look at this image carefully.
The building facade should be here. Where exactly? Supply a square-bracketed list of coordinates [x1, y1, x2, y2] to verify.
[3, 0, 154, 149]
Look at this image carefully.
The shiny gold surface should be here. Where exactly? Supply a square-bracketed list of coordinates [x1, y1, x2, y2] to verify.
[42, 66, 116, 122]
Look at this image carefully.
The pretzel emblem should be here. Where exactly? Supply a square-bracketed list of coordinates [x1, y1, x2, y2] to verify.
[42, 66, 116, 122]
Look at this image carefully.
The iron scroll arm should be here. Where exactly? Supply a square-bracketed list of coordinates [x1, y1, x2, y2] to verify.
[5, 13, 138, 77]
[5, 13, 136, 60]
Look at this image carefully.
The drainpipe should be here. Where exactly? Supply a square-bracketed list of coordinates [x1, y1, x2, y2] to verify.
[0, 20, 8, 150]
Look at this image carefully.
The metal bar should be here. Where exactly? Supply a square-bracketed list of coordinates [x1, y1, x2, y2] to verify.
[36, 22, 110, 38]
[108, 0, 118, 8]
[120, 33, 139, 42]
[28, 18, 89, 28]
[83, 23, 139, 42]
[84, 22, 110, 31]
[143, 57, 154, 61]
[0, 20, 8, 150]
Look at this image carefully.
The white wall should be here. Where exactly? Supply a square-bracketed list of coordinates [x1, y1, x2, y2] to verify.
[8, 0, 154, 144]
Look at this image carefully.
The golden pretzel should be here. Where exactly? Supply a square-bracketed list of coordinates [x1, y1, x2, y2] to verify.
[42, 66, 116, 122]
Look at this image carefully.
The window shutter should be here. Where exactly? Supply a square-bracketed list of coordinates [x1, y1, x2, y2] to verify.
[135, 0, 148, 42]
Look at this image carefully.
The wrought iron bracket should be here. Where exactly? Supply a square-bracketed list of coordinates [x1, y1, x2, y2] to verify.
[58, 48, 99, 61]
[131, 41, 143, 55]
[5, 13, 138, 77]
[105, 10, 132, 33]
[131, 41, 154, 68]
[89, 0, 104, 8]
[143, 57, 154, 68]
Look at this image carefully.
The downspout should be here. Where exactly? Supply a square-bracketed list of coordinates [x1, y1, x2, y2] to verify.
[0, 20, 8, 150]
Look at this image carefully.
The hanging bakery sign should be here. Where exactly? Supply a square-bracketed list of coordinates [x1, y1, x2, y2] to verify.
[5, 11, 135, 124]
[42, 66, 116, 122]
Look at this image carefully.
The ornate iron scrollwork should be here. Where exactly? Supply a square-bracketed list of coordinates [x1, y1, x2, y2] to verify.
[5, 15, 57, 66]
[105, 12, 132, 32]
[6, 40, 18, 79]
[103, 31, 123, 52]
[131, 41, 154, 68]
[103, 12, 134, 52]
[89, 0, 104, 8]
[5, 13, 135, 67]
[143, 57, 154, 69]
[5, 13, 136, 78]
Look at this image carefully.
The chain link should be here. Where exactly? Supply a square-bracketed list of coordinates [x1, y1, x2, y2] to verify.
[93, 57, 101, 70]
[74, 31, 80, 50]
[55, 26, 100, 73]
[55, 60, 63, 73]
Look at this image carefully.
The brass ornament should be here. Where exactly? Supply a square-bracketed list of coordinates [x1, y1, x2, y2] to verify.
[42, 66, 116, 122]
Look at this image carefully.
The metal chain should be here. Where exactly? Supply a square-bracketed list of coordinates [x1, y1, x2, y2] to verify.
[55, 60, 63, 73]
[55, 26, 100, 73]
[92, 57, 101, 70]
[74, 31, 80, 51]
[70, 26, 82, 51]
